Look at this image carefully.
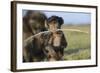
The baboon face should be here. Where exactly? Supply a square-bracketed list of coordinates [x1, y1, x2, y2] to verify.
[47, 16, 64, 31]
[23, 10, 47, 34]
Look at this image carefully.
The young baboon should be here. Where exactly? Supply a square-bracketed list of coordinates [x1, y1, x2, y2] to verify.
[44, 16, 67, 61]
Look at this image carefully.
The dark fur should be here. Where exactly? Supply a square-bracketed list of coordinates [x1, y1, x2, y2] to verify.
[44, 16, 67, 61]
[23, 14, 67, 62]
[47, 15, 64, 29]
[23, 10, 47, 39]
[24, 31, 67, 62]
[23, 10, 47, 62]
[44, 31, 67, 61]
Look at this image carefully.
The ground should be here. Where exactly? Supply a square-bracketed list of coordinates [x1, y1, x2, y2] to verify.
[62, 24, 91, 60]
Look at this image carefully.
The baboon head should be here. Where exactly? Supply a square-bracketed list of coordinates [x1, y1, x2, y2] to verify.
[47, 16, 64, 31]
[23, 10, 47, 34]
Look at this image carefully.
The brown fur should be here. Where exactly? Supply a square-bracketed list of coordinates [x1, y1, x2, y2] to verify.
[23, 14, 67, 62]
[24, 31, 67, 62]
[44, 31, 67, 61]
[23, 10, 47, 62]
[47, 15, 64, 31]
[44, 16, 67, 61]
[23, 10, 47, 39]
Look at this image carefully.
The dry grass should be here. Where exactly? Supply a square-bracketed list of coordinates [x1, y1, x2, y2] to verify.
[62, 25, 91, 60]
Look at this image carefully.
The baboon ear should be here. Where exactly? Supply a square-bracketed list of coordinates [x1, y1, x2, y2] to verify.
[59, 17, 64, 25]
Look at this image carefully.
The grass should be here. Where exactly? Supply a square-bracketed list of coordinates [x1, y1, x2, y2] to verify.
[62, 25, 91, 60]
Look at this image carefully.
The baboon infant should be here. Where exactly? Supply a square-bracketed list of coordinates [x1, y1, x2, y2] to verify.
[45, 15, 67, 61]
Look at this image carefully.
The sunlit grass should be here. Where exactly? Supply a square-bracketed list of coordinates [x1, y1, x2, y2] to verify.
[62, 25, 91, 60]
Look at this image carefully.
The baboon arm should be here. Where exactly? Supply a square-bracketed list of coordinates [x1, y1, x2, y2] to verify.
[61, 35, 67, 48]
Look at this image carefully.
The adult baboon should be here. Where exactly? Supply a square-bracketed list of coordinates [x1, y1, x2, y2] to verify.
[23, 10, 47, 62]
[23, 10, 47, 39]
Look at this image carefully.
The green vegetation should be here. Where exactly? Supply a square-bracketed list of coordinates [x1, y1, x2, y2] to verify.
[62, 25, 91, 60]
